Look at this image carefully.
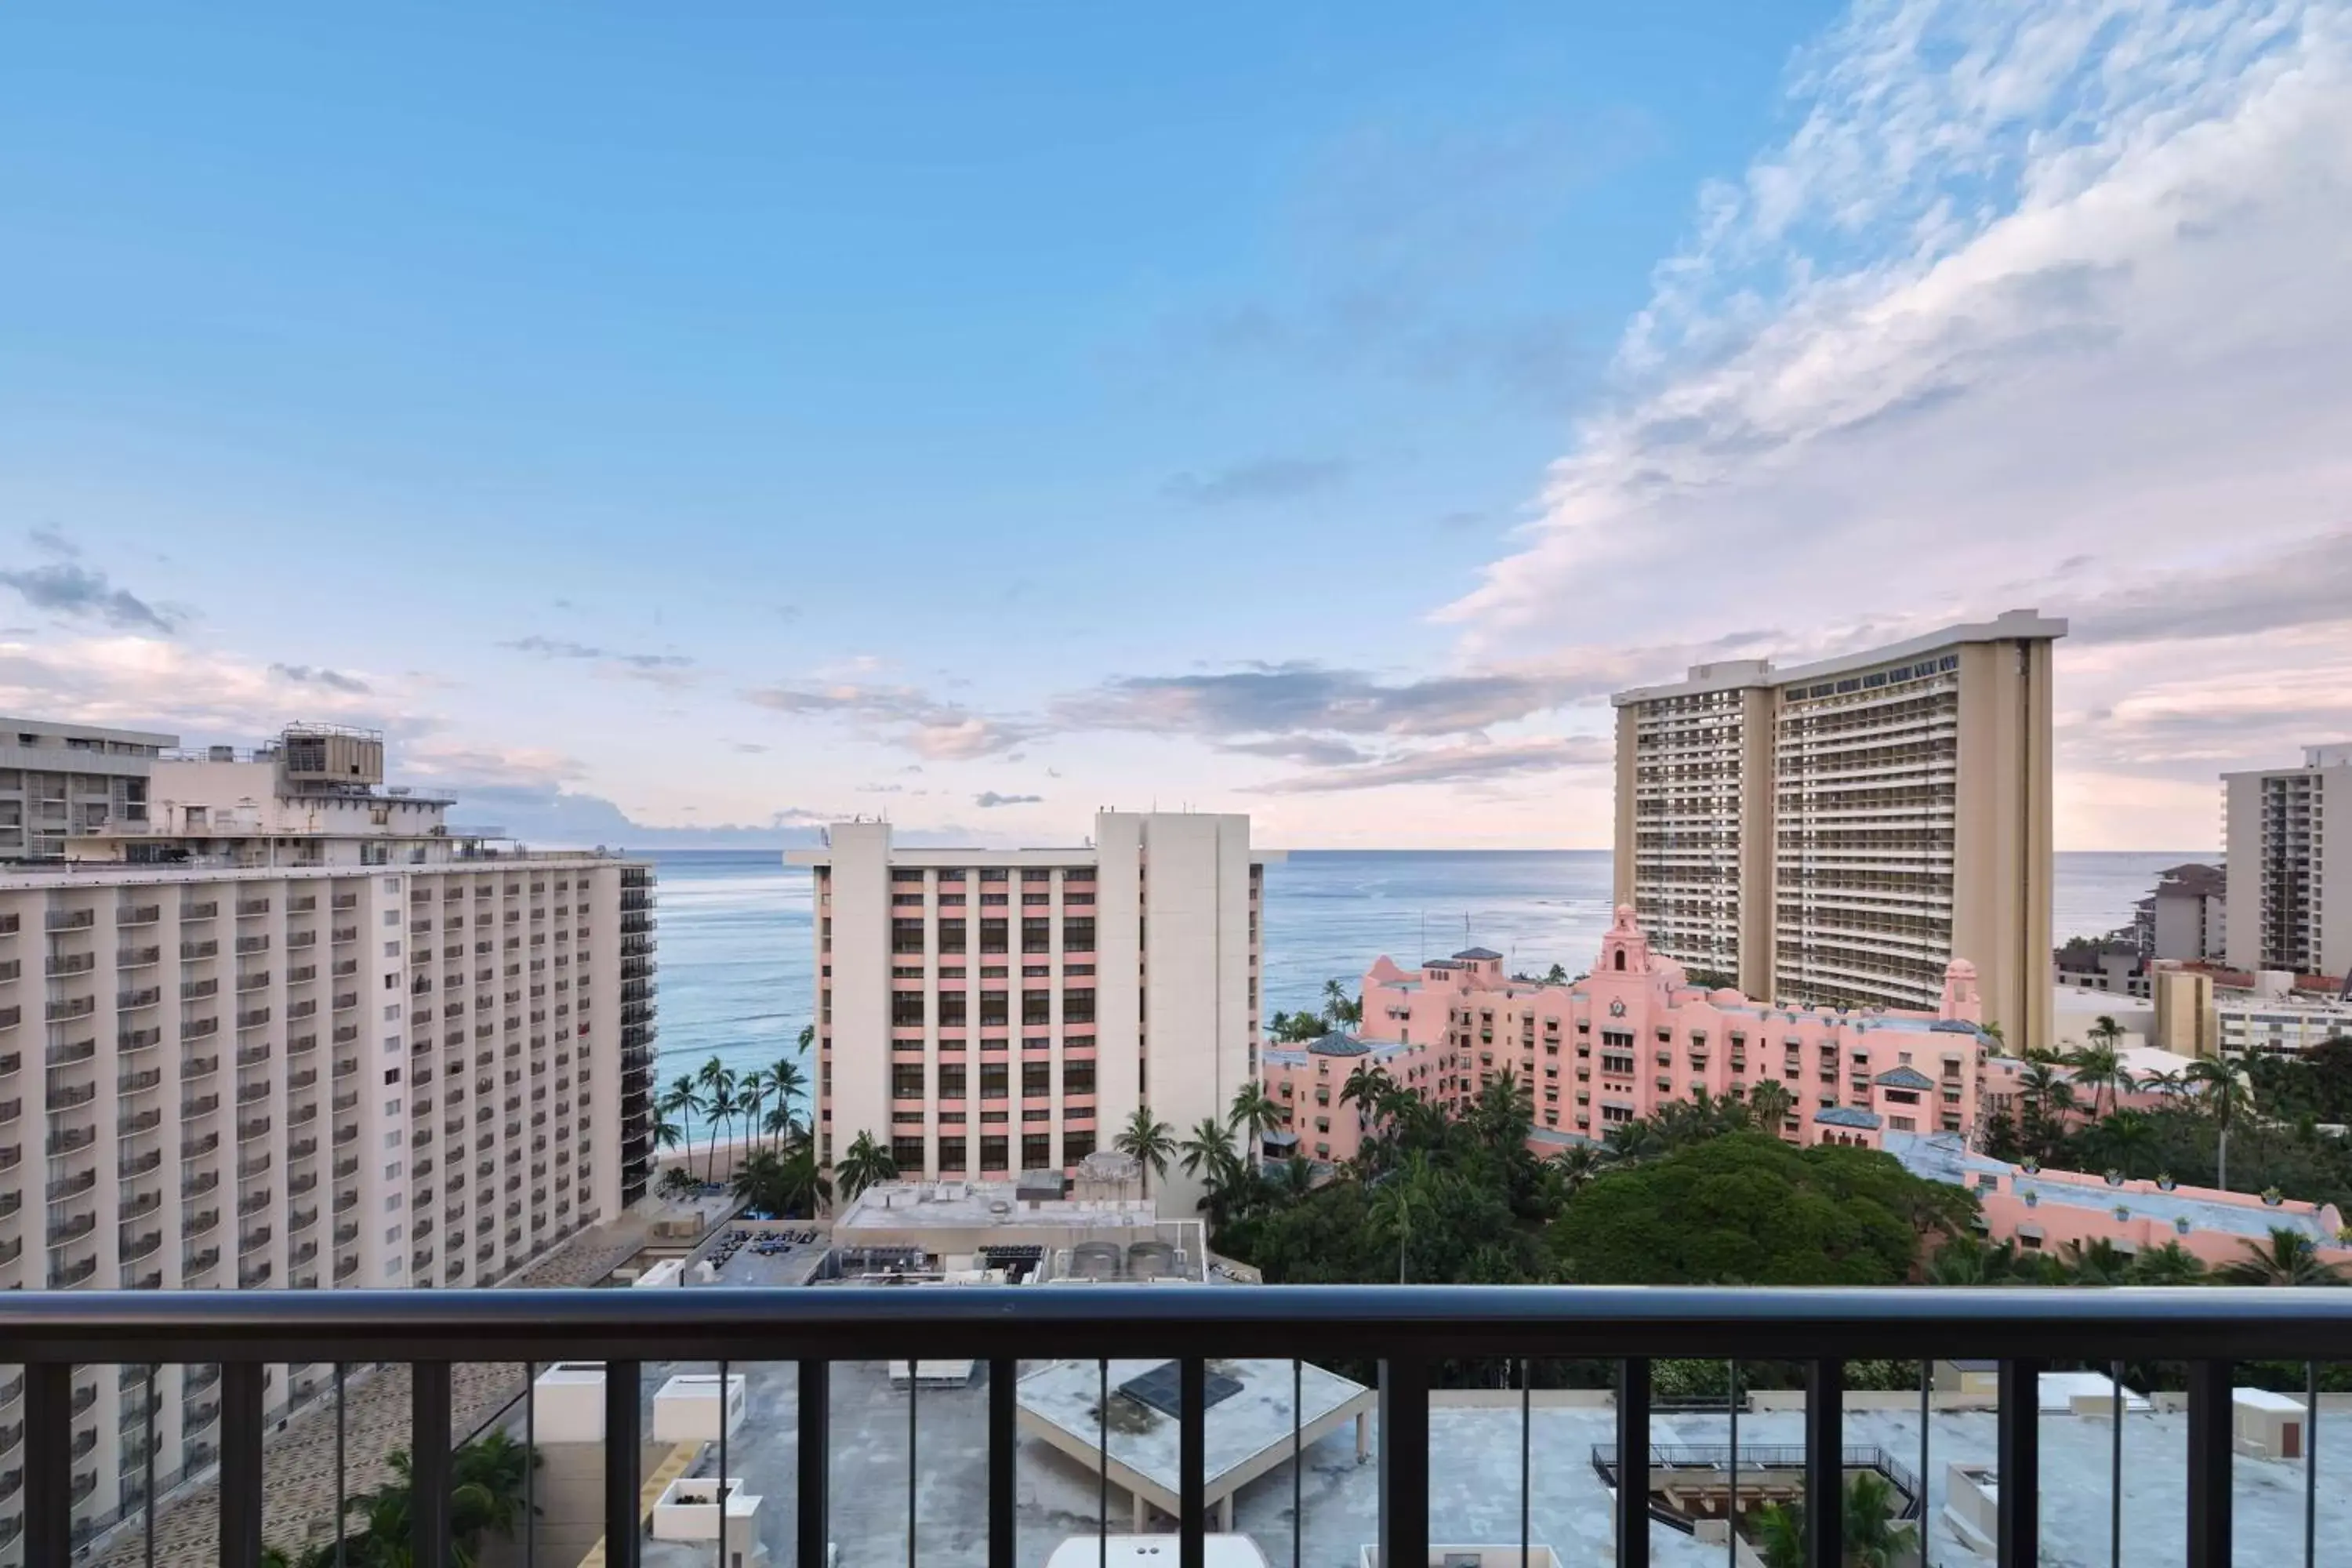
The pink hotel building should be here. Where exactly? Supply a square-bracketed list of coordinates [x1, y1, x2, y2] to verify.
[1262, 904, 1994, 1164]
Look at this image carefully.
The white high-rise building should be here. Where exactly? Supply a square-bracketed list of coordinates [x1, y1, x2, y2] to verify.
[2224, 743, 2352, 980]
[793, 812, 1276, 1216]
[0, 724, 656, 1553]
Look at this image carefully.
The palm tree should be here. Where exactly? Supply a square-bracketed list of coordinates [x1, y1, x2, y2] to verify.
[768, 1055, 810, 1150]
[1842, 1469, 1907, 1568]
[2129, 1240, 2210, 1286]
[652, 1112, 684, 1163]
[1470, 1069, 1534, 1156]
[2185, 1057, 2253, 1191]
[1177, 1116, 1235, 1182]
[1748, 1500, 1804, 1568]
[1114, 1106, 1176, 1200]
[1226, 1080, 1284, 1154]
[1599, 1119, 1665, 1168]
[764, 1102, 805, 1148]
[1923, 1236, 2013, 1286]
[1550, 1144, 1603, 1196]
[2064, 1040, 2126, 1118]
[1338, 1063, 1395, 1126]
[2095, 1109, 2158, 1179]
[707, 1083, 742, 1182]
[1321, 978, 1363, 1028]
[2140, 1066, 2187, 1104]
[695, 1057, 736, 1181]
[1747, 1080, 1795, 1138]
[1367, 1152, 1436, 1284]
[734, 1145, 829, 1217]
[659, 1074, 706, 1185]
[2060, 1237, 2134, 1286]
[834, 1130, 898, 1202]
[2219, 1227, 2349, 1286]
[738, 1071, 769, 1162]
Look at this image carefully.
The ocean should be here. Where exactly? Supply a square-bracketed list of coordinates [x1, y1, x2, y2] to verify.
[641, 848, 2196, 1133]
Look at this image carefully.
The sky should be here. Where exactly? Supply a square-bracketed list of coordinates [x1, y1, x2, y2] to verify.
[3, 0, 2347, 851]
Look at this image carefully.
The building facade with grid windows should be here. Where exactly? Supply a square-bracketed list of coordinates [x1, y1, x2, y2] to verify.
[1613, 610, 2063, 1051]
[0, 724, 655, 1556]
[793, 813, 1276, 1218]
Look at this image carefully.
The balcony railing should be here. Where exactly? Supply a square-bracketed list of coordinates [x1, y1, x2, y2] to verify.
[1, 1287, 2350, 1566]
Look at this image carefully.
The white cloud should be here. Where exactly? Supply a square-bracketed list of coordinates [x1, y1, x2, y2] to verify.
[1439, 0, 2352, 844]
[0, 634, 384, 738]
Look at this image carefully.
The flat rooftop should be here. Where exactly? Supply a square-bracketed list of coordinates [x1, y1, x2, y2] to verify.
[593, 1360, 2343, 1568]
[837, 1181, 1161, 1234]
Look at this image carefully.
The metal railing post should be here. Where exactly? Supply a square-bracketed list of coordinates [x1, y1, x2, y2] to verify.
[989, 1357, 1018, 1568]
[23, 1363, 70, 1567]
[1996, 1359, 2039, 1567]
[2187, 1359, 2232, 1568]
[412, 1360, 452, 1568]
[1803, 1359, 1842, 1568]
[1617, 1358, 1650, 1568]
[1379, 1356, 1429, 1568]
[1180, 1357, 1207, 1568]
[221, 1361, 264, 1568]
[604, 1359, 641, 1568]
[798, 1359, 830, 1568]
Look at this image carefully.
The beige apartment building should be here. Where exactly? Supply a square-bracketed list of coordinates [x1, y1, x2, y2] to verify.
[0, 714, 178, 862]
[1613, 609, 2063, 1050]
[793, 812, 1276, 1218]
[0, 725, 655, 1555]
[2224, 743, 2352, 980]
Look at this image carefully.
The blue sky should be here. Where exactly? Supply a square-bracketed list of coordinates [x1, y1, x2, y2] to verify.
[5, 1, 2349, 849]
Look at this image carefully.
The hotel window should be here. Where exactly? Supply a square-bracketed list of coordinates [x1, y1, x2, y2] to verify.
[1022, 1062, 1051, 1096]
[1063, 1061, 1095, 1096]
[980, 920, 1009, 955]
[891, 994, 925, 1028]
[1021, 1133, 1054, 1169]
[981, 1062, 1009, 1098]
[1062, 918, 1096, 953]
[890, 919, 924, 956]
[1022, 991, 1051, 1026]
[938, 920, 967, 954]
[891, 1136, 924, 1172]
[939, 1064, 967, 1098]
[980, 1135, 1008, 1172]
[978, 993, 1007, 1027]
[891, 1065, 924, 1099]
[1022, 918, 1051, 954]
[1065, 1130, 1094, 1163]
[1063, 989, 1095, 1024]
[938, 993, 967, 1027]
[938, 1137, 967, 1172]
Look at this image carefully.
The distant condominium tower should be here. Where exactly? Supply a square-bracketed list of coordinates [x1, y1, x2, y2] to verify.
[0, 723, 655, 1550]
[1611, 609, 2064, 1049]
[2223, 742, 2352, 980]
[1, 714, 179, 862]
[793, 812, 1277, 1216]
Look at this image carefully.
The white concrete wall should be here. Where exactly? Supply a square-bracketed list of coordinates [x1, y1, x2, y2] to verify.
[822, 822, 894, 1167]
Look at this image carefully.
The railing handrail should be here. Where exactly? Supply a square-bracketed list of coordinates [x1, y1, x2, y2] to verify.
[2, 1283, 2351, 1363]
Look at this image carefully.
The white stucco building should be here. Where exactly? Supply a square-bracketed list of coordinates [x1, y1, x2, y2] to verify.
[792, 812, 1276, 1217]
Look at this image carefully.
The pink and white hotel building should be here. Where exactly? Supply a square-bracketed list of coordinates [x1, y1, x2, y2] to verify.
[1261, 904, 1994, 1164]
[793, 813, 1276, 1218]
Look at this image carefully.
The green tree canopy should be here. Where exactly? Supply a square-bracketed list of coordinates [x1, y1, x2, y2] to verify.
[1548, 1133, 1966, 1286]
